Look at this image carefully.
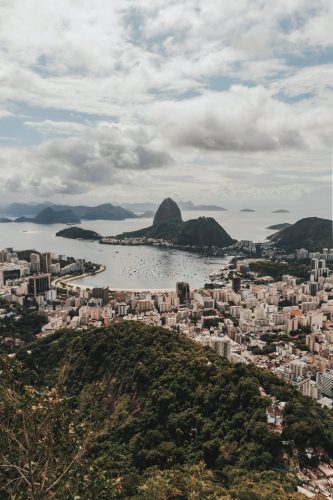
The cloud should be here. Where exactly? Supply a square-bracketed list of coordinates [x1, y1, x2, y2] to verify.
[151, 85, 333, 152]
[0, 0, 331, 215]
[0, 121, 172, 196]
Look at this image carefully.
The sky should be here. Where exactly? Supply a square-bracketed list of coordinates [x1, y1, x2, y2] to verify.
[0, 0, 332, 215]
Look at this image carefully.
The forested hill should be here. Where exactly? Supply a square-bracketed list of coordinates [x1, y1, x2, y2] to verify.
[268, 216, 332, 251]
[2, 322, 333, 497]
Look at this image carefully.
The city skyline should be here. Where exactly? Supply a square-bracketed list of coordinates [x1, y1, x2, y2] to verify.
[0, 1, 332, 216]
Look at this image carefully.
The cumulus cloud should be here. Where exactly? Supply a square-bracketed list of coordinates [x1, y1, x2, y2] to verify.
[0, 0, 331, 213]
[151, 85, 333, 152]
[0, 122, 172, 196]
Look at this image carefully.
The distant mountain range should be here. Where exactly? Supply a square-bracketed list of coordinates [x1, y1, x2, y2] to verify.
[268, 217, 332, 251]
[0, 203, 137, 223]
[119, 200, 227, 212]
[117, 198, 234, 248]
[178, 200, 227, 211]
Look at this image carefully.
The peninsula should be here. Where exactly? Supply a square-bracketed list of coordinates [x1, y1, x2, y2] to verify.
[103, 198, 234, 250]
[266, 223, 292, 231]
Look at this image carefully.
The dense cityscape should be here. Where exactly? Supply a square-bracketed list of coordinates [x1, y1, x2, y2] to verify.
[1, 239, 333, 496]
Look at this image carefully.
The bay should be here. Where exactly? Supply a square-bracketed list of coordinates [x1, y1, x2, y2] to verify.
[0, 208, 317, 289]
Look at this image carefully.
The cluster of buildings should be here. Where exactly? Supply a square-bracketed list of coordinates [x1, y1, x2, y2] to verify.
[2, 244, 333, 494]
[2, 246, 333, 411]
[0, 247, 86, 306]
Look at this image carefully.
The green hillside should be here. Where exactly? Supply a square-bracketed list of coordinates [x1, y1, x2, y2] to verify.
[2, 321, 332, 497]
[268, 217, 332, 251]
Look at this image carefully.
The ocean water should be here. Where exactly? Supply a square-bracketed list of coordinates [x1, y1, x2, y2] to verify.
[0, 209, 323, 289]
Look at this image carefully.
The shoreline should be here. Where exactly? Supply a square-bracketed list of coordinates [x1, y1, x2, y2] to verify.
[68, 283, 176, 292]
[52, 263, 106, 287]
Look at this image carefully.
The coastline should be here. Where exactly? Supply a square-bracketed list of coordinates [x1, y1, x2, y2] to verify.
[52, 263, 106, 287]
[68, 284, 176, 292]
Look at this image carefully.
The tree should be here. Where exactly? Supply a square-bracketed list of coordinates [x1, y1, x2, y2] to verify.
[0, 356, 119, 498]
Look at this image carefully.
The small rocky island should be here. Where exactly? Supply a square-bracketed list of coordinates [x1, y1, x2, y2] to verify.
[266, 223, 292, 231]
[240, 209, 255, 212]
[272, 209, 290, 213]
[56, 227, 102, 240]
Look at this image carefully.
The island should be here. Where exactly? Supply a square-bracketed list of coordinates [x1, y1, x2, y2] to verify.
[266, 223, 292, 231]
[272, 209, 290, 213]
[56, 227, 102, 240]
[240, 209, 255, 212]
[0, 217, 11, 223]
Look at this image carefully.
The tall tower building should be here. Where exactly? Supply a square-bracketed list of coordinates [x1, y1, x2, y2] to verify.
[28, 273, 51, 296]
[41, 252, 52, 273]
[232, 276, 241, 294]
[92, 287, 110, 305]
[30, 253, 41, 274]
[176, 282, 190, 306]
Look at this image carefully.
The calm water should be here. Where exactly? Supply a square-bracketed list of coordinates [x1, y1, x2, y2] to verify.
[0, 209, 322, 289]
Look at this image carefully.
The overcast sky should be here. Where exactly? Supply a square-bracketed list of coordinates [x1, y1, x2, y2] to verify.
[0, 0, 332, 215]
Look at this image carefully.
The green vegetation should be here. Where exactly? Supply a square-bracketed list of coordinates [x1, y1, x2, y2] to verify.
[56, 226, 102, 240]
[0, 300, 47, 354]
[247, 260, 310, 281]
[249, 332, 308, 355]
[268, 217, 332, 251]
[0, 321, 330, 496]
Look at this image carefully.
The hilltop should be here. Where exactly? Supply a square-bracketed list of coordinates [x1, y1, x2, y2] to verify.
[153, 197, 182, 225]
[268, 217, 333, 251]
[56, 226, 101, 240]
[117, 198, 234, 248]
[3, 321, 331, 497]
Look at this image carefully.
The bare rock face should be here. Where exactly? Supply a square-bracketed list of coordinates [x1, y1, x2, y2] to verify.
[153, 198, 182, 226]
